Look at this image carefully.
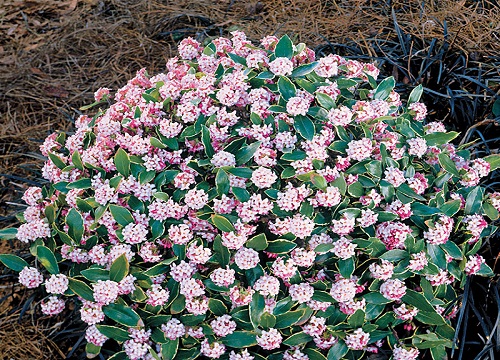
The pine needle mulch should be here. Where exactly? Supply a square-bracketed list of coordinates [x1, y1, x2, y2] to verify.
[1, 0, 499, 359]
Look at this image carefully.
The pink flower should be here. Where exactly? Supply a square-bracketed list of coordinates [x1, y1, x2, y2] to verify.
[289, 283, 315, 303]
[346, 138, 373, 161]
[256, 328, 283, 350]
[408, 102, 427, 120]
[465, 255, 485, 275]
[269, 57, 294, 76]
[286, 96, 310, 116]
[330, 278, 357, 303]
[393, 346, 420, 360]
[19, 267, 43, 289]
[41, 296, 65, 316]
[251, 166, 277, 188]
[345, 328, 370, 350]
[380, 279, 407, 301]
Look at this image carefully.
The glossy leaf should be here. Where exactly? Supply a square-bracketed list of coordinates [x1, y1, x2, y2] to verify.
[274, 34, 294, 59]
[294, 115, 315, 141]
[0, 254, 28, 271]
[37, 246, 59, 274]
[68, 278, 95, 302]
[110, 254, 129, 282]
[103, 303, 142, 327]
[211, 214, 235, 233]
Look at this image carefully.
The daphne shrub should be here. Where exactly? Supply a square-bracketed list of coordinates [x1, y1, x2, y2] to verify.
[1, 32, 500, 360]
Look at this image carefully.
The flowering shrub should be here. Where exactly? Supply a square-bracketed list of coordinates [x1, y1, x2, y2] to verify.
[1, 32, 499, 360]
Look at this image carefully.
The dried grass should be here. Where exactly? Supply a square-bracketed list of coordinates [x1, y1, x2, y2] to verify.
[0, 305, 66, 360]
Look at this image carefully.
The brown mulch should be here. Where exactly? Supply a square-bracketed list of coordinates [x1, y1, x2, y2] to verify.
[0, 306, 66, 360]
[1, 0, 499, 359]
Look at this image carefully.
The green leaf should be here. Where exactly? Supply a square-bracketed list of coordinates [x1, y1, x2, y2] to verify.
[294, 115, 315, 141]
[278, 76, 296, 101]
[373, 76, 395, 100]
[316, 92, 336, 110]
[220, 331, 257, 348]
[255, 71, 275, 80]
[48, 152, 67, 169]
[114, 148, 130, 177]
[260, 312, 277, 329]
[109, 205, 134, 227]
[376, 211, 398, 222]
[249, 292, 265, 329]
[150, 137, 167, 149]
[232, 187, 251, 202]
[143, 258, 177, 277]
[348, 309, 365, 328]
[275, 309, 306, 328]
[483, 154, 500, 171]
[412, 203, 440, 216]
[363, 292, 392, 305]
[96, 325, 130, 342]
[337, 78, 358, 89]
[476, 263, 495, 277]
[213, 235, 230, 267]
[235, 141, 261, 166]
[347, 182, 364, 197]
[408, 84, 423, 104]
[66, 208, 84, 241]
[228, 52, 248, 66]
[311, 173, 328, 191]
[103, 303, 141, 327]
[107, 351, 128, 360]
[312, 290, 335, 303]
[338, 258, 355, 278]
[81, 268, 110, 281]
[274, 34, 294, 59]
[208, 298, 228, 316]
[66, 178, 91, 189]
[464, 186, 484, 215]
[327, 340, 348, 360]
[402, 289, 436, 313]
[201, 125, 215, 158]
[0, 254, 29, 271]
[291, 62, 318, 77]
[211, 214, 235, 233]
[110, 254, 129, 282]
[266, 239, 297, 254]
[226, 167, 253, 178]
[430, 345, 447, 360]
[483, 202, 499, 220]
[414, 311, 446, 325]
[303, 348, 327, 360]
[37, 246, 59, 274]
[215, 169, 230, 196]
[424, 132, 459, 146]
[72, 150, 84, 170]
[86, 343, 101, 358]
[246, 233, 268, 251]
[380, 249, 408, 261]
[439, 199, 461, 217]
[0, 227, 18, 240]
[438, 153, 459, 176]
[440, 241, 463, 259]
[283, 332, 313, 346]
[68, 278, 95, 301]
[161, 339, 179, 360]
[397, 183, 426, 201]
